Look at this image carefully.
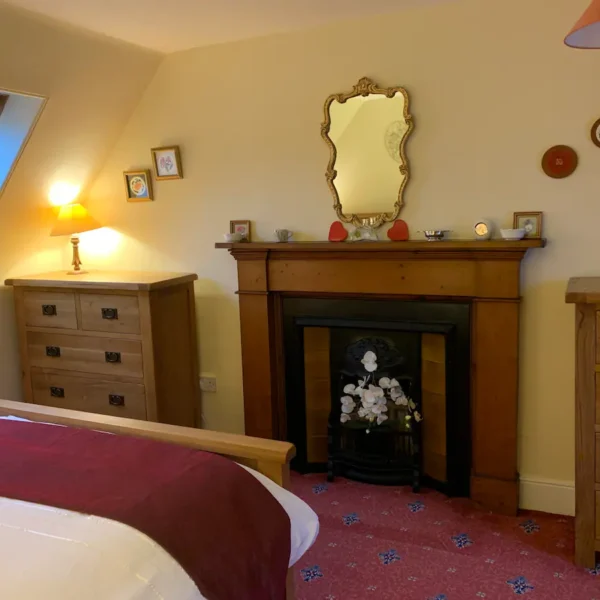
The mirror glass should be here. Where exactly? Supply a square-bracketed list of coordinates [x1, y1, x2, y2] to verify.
[323, 78, 412, 228]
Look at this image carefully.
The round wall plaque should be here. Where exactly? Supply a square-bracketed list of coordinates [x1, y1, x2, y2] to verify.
[591, 118, 600, 148]
[541, 145, 578, 179]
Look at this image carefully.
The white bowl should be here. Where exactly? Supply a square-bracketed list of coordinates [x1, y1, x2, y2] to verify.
[500, 228, 526, 241]
[223, 232, 242, 243]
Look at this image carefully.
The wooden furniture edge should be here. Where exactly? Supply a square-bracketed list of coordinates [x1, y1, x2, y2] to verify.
[0, 399, 298, 599]
[566, 277, 600, 304]
[4, 272, 198, 291]
[215, 239, 546, 252]
[0, 400, 295, 486]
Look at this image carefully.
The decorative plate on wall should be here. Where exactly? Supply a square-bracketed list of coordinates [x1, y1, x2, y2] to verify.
[591, 118, 600, 148]
[541, 145, 578, 179]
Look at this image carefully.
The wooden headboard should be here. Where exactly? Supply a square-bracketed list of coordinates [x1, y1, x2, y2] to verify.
[0, 399, 295, 488]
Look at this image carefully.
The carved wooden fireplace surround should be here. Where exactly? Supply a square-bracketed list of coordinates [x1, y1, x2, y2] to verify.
[217, 240, 545, 515]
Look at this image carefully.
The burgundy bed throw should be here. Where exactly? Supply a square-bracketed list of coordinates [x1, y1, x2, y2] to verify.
[0, 419, 291, 600]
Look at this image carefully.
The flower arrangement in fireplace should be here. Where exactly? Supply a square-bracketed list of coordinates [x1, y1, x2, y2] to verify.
[340, 351, 422, 430]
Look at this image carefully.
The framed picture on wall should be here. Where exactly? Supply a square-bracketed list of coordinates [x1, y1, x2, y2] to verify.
[513, 211, 543, 239]
[151, 146, 183, 180]
[124, 170, 153, 202]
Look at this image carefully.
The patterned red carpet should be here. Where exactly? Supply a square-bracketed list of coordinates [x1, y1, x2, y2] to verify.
[290, 473, 600, 599]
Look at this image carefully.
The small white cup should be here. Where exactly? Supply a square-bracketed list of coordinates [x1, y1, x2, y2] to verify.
[275, 229, 293, 242]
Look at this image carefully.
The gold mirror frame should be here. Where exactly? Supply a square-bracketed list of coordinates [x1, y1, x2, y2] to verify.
[321, 77, 413, 228]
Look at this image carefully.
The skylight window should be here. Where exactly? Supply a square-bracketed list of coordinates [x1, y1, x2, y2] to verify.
[0, 90, 45, 194]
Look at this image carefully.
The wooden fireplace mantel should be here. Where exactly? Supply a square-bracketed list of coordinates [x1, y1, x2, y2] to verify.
[217, 239, 545, 515]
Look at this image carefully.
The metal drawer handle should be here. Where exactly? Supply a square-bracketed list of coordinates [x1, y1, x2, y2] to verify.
[42, 304, 57, 316]
[105, 351, 121, 364]
[101, 308, 118, 320]
[109, 394, 125, 407]
[50, 387, 64, 398]
[45, 346, 61, 358]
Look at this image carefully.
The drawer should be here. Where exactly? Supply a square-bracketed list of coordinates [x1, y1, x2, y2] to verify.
[31, 371, 146, 420]
[80, 294, 141, 334]
[23, 291, 77, 329]
[27, 331, 144, 378]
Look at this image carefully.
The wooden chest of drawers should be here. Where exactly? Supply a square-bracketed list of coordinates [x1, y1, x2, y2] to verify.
[566, 278, 600, 568]
[6, 270, 200, 427]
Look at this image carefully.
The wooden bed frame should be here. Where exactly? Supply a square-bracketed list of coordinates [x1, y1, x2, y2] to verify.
[0, 399, 298, 599]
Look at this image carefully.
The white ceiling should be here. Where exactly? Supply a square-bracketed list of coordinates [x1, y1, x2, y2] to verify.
[4, 0, 447, 53]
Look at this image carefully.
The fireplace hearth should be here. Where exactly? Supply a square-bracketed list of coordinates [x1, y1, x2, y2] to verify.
[216, 239, 545, 514]
[283, 297, 470, 496]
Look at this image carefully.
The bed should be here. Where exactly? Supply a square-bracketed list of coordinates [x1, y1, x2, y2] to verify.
[0, 399, 318, 600]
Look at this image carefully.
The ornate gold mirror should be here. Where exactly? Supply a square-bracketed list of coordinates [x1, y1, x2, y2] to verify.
[321, 77, 413, 229]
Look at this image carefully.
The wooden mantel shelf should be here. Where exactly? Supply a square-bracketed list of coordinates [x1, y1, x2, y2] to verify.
[220, 235, 545, 515]
[216, 239, 546, 253]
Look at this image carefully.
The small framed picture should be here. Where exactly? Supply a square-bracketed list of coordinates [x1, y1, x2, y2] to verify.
[513, 211, 543, 239]
[124, 170, 153, 202]
[151, 145, 183, 180]
[230, 220, 251, 242]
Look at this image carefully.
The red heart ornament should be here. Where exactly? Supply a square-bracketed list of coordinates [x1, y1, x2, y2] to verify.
[328, 221, 348, 242]
[387, 220, 409, 241]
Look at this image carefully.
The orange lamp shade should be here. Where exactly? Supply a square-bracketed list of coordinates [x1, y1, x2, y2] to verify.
[50, 203, 101, 237]
[565, 0, 600, 48]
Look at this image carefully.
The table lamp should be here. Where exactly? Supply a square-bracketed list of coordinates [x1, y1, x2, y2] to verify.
[50, 203, 101, 274]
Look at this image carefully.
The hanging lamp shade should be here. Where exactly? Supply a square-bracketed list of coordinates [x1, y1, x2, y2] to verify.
[565, 0, 600, 48]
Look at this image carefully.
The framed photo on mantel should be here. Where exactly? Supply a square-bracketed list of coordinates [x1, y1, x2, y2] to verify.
[513, 211, 543, 239]
[230, 220, 251, 242]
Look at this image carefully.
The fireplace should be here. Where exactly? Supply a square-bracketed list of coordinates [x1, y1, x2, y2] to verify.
[283, 297, 470, 496]
[216, 239, 545, 514]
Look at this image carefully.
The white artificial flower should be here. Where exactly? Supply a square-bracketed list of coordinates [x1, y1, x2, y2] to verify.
[364, 361, 378, 372]
[362, 351, 377, 363]
[372, 404, 382, 414]
[358, 407, 367, 418]
[414, 411, 422, 422]
[391, 387, 408, 406]
[389, 378, 400, 388]
[341, 404, 354, 414]
[377, 414, 388, 425]
[362, 390, 376, 405]
[369, 385, 384, 397]
[340, 413, 350, 423]
[379, 377, 391, 389]
[341, 395, 354, 405]
[344, 384, 356, 394]
[354, 386, 365, 398]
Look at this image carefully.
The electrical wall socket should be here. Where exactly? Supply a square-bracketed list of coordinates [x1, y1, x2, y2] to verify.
[199, 376, 217, 393]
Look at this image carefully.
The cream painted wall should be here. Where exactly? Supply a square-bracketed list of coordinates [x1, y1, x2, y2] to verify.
[86, 0, 600, 509]
[0, 4, 161, 397]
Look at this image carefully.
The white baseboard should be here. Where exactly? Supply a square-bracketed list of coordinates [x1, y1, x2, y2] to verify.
[519, 476, 575, 516]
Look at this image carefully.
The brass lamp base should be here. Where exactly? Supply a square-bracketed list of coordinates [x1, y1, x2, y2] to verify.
[67, 234, 87, 275]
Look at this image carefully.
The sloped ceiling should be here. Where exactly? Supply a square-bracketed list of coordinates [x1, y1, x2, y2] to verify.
[4, 0, 451, 53]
